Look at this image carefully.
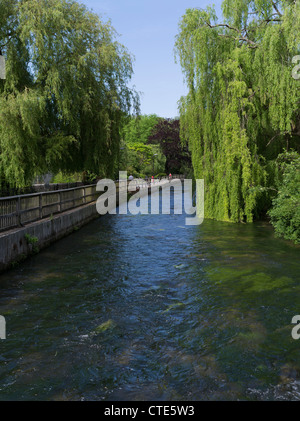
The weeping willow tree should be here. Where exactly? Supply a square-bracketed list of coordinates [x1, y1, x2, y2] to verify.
[175, 0, 300, 222]
[0, 0, 139, 189]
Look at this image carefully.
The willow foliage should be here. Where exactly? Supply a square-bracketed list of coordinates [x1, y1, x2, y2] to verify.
[269, 151, 300, 243]
[175, 0, 300, 222]
[0, 0, 139, 188]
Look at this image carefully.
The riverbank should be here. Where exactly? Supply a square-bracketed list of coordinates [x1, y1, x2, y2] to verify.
[0, 180, 158, 273]
[0, 201, 100, 273]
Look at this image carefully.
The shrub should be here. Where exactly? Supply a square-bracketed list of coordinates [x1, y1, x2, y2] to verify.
[269, 152, 300, 244]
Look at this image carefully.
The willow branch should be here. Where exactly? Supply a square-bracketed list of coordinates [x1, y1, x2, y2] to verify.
[205, 22, 240, 33]
[0, 30, 16, 50]
[217, 33, 258, 48]
[267, 131, 289, 147]
[272, 1, 283, 17]
[204, 21, 258, 49]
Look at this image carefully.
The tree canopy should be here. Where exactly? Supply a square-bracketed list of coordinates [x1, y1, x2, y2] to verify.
[269, 151, 300, 243]
[0, 0, 139, 189]
[175, 0, 300, 223]
[148, 118, 192, 175]
[119, 114, 166, 177]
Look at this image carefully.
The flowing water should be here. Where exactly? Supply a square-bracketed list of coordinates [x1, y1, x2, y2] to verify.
[0, 190, 299, 401]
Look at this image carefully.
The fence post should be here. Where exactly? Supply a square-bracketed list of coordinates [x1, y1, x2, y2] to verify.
[39, 194, 43, 219]
[59, 191, 62, 213]
[83, 187, 86, 205]
[17, 197, 21, 227]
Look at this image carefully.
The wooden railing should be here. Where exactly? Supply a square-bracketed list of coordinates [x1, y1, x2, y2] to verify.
[0, 184, 99, 233]
[0, 175, 185, 233]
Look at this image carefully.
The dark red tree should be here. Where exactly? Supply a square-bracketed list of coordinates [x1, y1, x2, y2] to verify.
[148, 118, 191, 174]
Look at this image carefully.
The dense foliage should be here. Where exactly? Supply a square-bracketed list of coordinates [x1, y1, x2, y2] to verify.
[175, 0, 300, 227]
[120, 116, 192, 177]
[269, 151, 300, 243]
[148, 118, 192, 175]
[0, 0, 138, 190]
[120, 114, 166, 177]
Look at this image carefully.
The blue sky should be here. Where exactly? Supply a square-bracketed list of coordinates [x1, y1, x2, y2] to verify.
[81, 1, 223, 118]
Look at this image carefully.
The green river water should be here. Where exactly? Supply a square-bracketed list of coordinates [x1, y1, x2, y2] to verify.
[0, 191, 299, 401]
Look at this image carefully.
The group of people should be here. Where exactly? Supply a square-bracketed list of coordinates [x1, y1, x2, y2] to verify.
[128, 174, 172, 181]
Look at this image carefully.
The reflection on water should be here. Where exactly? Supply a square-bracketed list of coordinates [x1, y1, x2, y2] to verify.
[0, 192, 299, 401]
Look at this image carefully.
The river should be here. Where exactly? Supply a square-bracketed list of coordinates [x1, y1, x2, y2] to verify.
[0, 190, 299, 401]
